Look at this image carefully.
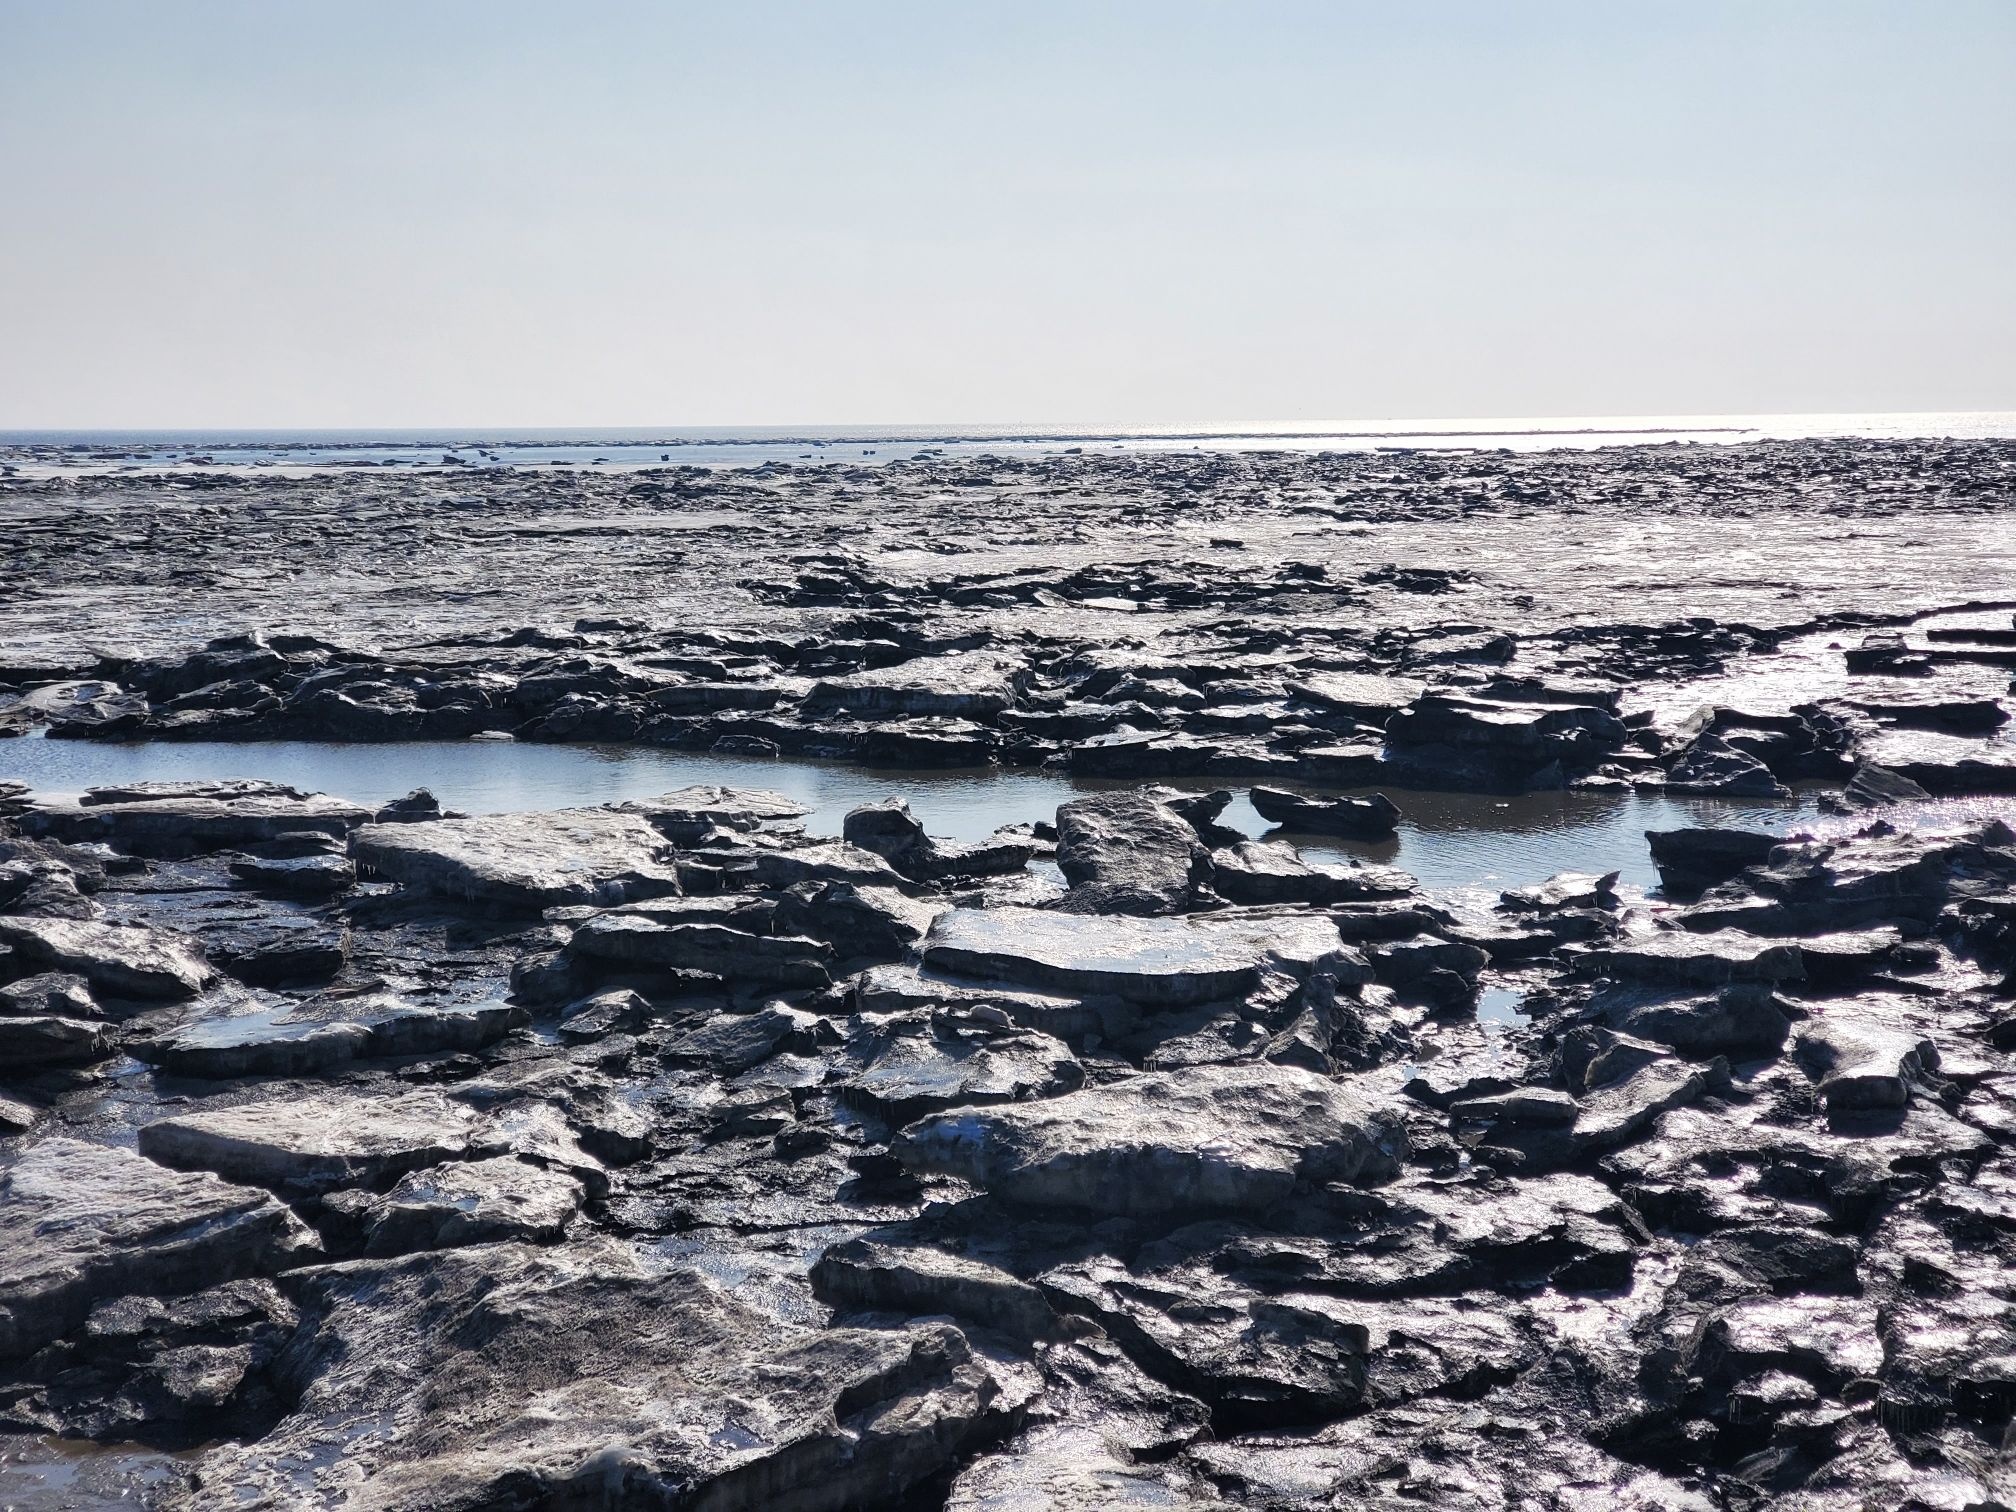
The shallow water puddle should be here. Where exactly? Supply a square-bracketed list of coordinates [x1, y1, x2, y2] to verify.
[0, 736, 1823, 893]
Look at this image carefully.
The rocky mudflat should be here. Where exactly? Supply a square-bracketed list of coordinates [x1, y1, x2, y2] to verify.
[1, 440, 2014, 1509]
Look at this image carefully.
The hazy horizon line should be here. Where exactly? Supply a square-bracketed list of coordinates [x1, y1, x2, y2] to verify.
[7, 406, 2016, 437]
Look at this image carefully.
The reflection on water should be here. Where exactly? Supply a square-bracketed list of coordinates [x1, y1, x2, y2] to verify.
[0, 1433, 188, 1508]
[1475, 986, 1527, 1028]
[0, 737, 1821, 893]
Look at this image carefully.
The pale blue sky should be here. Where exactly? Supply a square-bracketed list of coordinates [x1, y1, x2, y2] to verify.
[2, 1, 2010, 426]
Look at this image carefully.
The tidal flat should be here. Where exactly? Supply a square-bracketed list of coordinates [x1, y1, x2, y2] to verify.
[1, 438, 2014, 1510]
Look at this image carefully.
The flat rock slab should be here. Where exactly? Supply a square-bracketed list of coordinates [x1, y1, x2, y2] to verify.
[1285, 673, 1425, 721]
[853, 961, 1141, 1044]
[661, 1003, 821, 1074]
[835, 1019, 1084, 1123]
[922, 906, 1347, 1007]
[0, 915, 212, 1001]
[167, 1241, 1021, 1511]
[1856, 727, 2016, 794]
[1580, 931, 1806, 986]
[1592, 983, 1793, 1056]
[0, 1137, 314, 1357]
[229, 851, 358, 896]
[139, 1090, 480, 1191]
[1646, 827, 1780, 897]
[805, 652, 1022, 718]
[750, 840, 910, 891]
[352, 808, 683, 908]
[137, 991, 525, 1078]
[0, 971, 100, 1019]
[1575, 1058, 1709, 1152]
[76, 779, 314, 806]
[894, 1064, 1408, 1216]
[568, 915, 833, 987]
[619, 783, 809, 842]
[24, 785, 370, 854]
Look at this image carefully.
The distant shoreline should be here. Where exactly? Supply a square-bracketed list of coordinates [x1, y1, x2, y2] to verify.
[4, 412, 2014, 475]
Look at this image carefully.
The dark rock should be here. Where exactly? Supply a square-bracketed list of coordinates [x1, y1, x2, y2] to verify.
[23, 781, 369, 856]
[569, 915, 834, 987]
[1210, 839, 1412, 906]
[1794, 1014, 1936, 1110]
[1837, 761, 1934, 811]
[0, 840, 98, 918]
[556, 987, 653, 1042]
[1665, 732, 1792, 798]
[1646, 826, 1782, 897]
[135, 991, 524, 1077]
[373, 788, 445, 822]
[0, 916, 212, 1001]
[803, 651, 1022, 719]
[812, 1238, 1064, 1342]
[771, 880, 942, 961]
[0, 1139, 316, 1358]
[662, 1002, 821, 1074]
[833, 1013, 1083, 1122]
[1499, 870, 1620, 914]
[1052, 791, 1212, 915]
[0, 971, 99, 1019]
[621, 784, 809, 844]
[171, 1242, 1026, 1511]
[1579, 931, 1804, 986]
[1248, 785, 1401, 839]
[749, 840, 910, 892]
[1383, 690, 1625, 791]
[1593, 982, 1795, 1056]
[342, 1156, 585, 1256]
[0, 1012, 111, 1067]
[4, 1279, 299, 1444]
[841, 799, 1033, 881]
[1574, 1057, 1710, 1152]
[204, 914, 351, 986]
[228, 851, 357, 896]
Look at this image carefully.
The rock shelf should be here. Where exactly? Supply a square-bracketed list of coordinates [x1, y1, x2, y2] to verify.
[1, 440, 2014, 1508]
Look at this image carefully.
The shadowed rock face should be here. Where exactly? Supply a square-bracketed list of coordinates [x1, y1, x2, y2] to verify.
[1248, 786, 1402, 839]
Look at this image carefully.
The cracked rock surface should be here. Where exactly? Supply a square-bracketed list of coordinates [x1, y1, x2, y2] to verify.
[2, 441, 2016, 1508]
